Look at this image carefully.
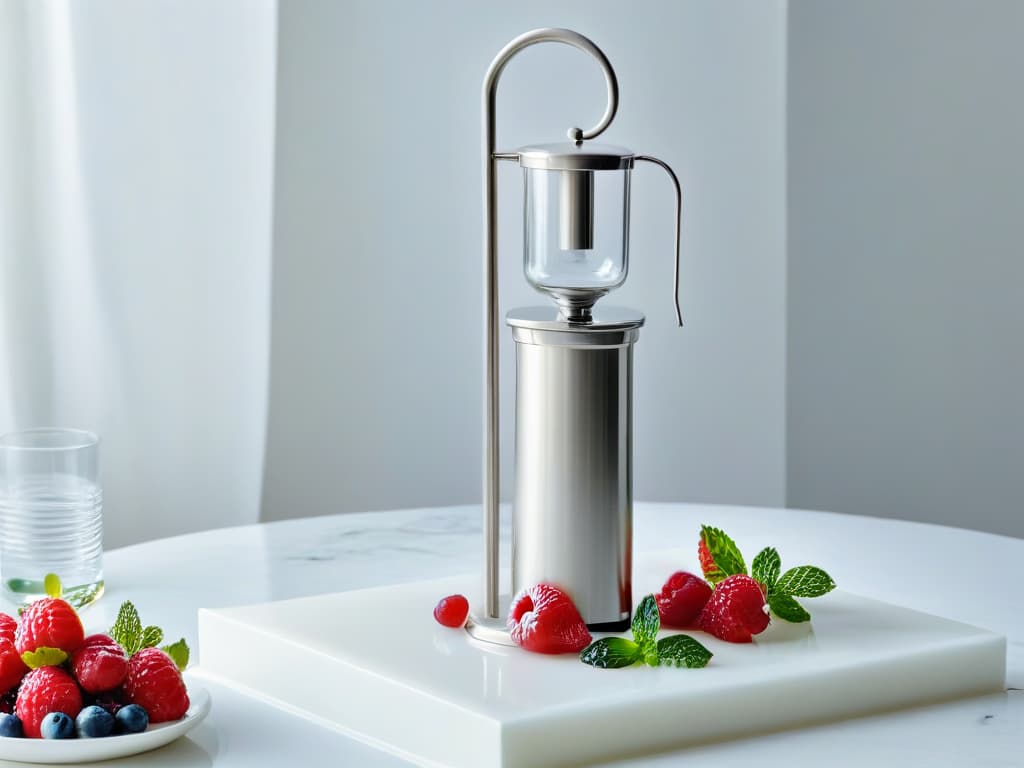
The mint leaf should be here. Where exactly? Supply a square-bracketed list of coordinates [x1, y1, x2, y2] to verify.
[700, 525, 746, 583]
[43, 573, 62, 599]
[580, 637, 643, 668]
[769, 592, 811, 623]
[110, 601, 143, 656]
[141, 625, 163, 649]
[161, 638, 190, 671]
[751, 547, 782, 594]
[656, 635, 713, 668]
[631, 594, 660, 650]
[22, 646, 68, 669]
[775, 566, 835, 598]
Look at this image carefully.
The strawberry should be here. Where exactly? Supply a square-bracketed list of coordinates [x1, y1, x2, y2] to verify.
[0, 614, 16, 644]
[0, 639, 27, 694]
[71, 634, 129, 694]
[507, 584, 591, 654]
[656, 571, 713, 628]
[698, 538, 720, 582]
[15, 598, 85, 655]
[433, 594, 470, 628]
[122, 648, 189, 723]
[15, 666, 82, 738]
[697, 574, 770, 643]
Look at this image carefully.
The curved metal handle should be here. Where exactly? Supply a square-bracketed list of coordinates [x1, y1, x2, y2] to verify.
[481, 30, 620, 618]
[635, 155, 684, 327]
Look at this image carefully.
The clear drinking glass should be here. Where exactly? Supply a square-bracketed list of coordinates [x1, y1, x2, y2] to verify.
[0, 428, 104, 607]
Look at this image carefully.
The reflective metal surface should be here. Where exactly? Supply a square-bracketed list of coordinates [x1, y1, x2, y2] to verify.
[635, 155, 685, 327]
[510, 314, 643, 627]
[482, 29, 621, 619]
[517, 142, 634, 171]
[558, 170, 595, 251]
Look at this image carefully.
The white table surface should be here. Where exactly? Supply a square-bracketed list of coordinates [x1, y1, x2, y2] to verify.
[3, 503, 1020, 767]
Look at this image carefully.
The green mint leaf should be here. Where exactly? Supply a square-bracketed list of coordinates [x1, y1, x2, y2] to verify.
[43, 573, 62, 599]
[141, 625, 164, 649]
[631, 594, 660, 648]
[161, 638, 190, 671]
[656, 634, 713, 668]
[110, 600, 143, 656]
[21, 646, 68, 669]
[579, 637, 643, 669]
[700, 525, 746, 583]
[751, 547, 782, 594]
[775, 566, 835, 598]
[769, 592, 811, 623]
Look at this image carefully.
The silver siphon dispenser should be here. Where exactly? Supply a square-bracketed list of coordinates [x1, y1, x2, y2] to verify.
[469, 28, 684, 640]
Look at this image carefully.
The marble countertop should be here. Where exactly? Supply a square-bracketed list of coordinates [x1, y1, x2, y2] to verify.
[3, 503, 1020, 767]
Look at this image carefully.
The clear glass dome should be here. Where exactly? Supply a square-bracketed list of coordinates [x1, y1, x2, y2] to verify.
[523, 166, 631, 317]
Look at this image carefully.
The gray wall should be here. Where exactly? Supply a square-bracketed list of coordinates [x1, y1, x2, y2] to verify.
[263, 0, 788, 521]
[788, 1, 1024, 536]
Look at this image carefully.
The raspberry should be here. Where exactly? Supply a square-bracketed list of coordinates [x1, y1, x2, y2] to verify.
[507, 583, 591, 654]
[0, 639, 28, 695]
[656, 571, 713, 628]
[15, 666, 83, 738]
[122, 648, 189, 723]
[433, 594, 470, 628]
[15, 598, 85, 655]
[697, 574, 770, 643]
[0, 613, 17, 644]
[71, 634, 129, 694]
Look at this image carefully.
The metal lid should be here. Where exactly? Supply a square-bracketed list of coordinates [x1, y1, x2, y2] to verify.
[516, 142, 634, 171]
[507, 306, 644, 347]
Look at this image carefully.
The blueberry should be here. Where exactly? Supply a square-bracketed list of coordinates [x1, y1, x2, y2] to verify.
[114, 704, 148, 734]
[0, 713, 23, 738]
[76, 705, 114, 738]
[40, 712, 75, 739]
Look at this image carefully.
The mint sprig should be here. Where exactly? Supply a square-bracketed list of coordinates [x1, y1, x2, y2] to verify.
[580, 594, 712, 670]
[110, 601, 144, 655]
[580, 637, 643, 669]
[161, 638, 190, 671]
[768, 593, 811, 623]
[700, 525, 746, 584]
[109, 600, 190, 668]
[698, 525, 836, 625]
[656, 635, 713, 668]
[774, 566, 835, 598]
[751, 547, 781, 593]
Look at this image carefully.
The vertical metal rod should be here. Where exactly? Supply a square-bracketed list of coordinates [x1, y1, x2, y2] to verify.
[481, 28, 619, 618]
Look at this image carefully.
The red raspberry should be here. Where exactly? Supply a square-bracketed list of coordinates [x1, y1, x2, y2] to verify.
[0, 613, 17, 644]
[15, 598, 85, 655]
[71, 634, 129, 694]
[698, 538, 718, 581]
[122, 648, 189, 723]
[15, 666, 82, 738]
[697, 574, 770, 643]
[656, 571, 713, 628]
[507, 583, 592, 654]
[0, 638, 28, 694]
[433, 594, 470, 628]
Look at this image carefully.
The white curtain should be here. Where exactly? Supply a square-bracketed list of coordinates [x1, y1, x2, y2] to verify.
[0, 0, 277, 548]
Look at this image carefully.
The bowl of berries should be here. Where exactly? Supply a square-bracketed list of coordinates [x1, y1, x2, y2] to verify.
[0, 575, 209, 764]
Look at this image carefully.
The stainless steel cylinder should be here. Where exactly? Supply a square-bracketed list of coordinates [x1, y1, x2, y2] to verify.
[558, 169, 595, 251]
[507, 307, 644, 629]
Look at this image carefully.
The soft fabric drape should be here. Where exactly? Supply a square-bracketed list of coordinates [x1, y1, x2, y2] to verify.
[0, 0, 277, 547]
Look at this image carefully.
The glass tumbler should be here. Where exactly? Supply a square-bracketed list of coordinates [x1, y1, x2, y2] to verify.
[0, 428, 104, 607]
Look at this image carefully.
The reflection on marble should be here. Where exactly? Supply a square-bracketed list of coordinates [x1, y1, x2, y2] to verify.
[18, 502, 1018, 768]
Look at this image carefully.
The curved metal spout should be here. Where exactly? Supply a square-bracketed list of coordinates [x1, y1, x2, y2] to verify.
[481, 29, 620, 618]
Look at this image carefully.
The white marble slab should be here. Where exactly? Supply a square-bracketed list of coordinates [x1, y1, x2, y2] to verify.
[196, 550, 1005, 768]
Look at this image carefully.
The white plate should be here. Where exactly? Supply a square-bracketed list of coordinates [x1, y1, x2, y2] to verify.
[0, 687, 210, 764]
